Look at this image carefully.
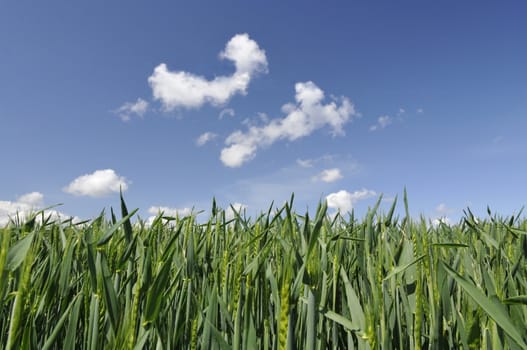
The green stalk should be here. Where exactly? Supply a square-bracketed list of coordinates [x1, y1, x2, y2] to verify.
[306, 288, 316, 350]
[0, 227, 11, 299]
[6, 245, 33, 350]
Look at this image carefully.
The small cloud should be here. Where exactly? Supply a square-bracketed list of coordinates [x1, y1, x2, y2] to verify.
[416, 108, 424, 114]
[435, 203, 455, 216]
[220, 143, 257, 168]
[257, 112, 269, 123]
[146, 206, 193, 226]
[0, 192, 77, 226]
[196, 132, 218, 146]
[492, 135, 503, 144]
[219, 108, 236, 119]
[220, 81, 357, 167]
[326, 189, 376, 214]
[148, 33, 268, 110]
[432, 203, 455, 226]
[397, 108, 405, 116]
[64, 169, 129, 197]
[296, 154, 337, 169]
[369, 115, 392, 131]
[17, 192, 44, 207]
[148, 206, 192, 217]
[115, 98, 149, 121]
[432, 217, 452, 227]
[225, 202, 247, 220]
[313, 168, 343, 183]
[297, 158, 314, 168]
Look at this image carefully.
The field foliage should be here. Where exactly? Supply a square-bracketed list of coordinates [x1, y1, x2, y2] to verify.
[1, 193, 527, 349]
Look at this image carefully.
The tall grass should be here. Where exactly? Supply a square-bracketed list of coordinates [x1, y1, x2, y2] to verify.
[1, 193, 526, 349]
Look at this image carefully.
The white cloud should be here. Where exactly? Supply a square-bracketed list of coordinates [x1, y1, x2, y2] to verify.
[296, 154, 338, 169]
[17, 192, 44, 206]
[241, 112, 270, 128]
[432, 217, 452, 227]
[225, 202, 247, 220]
[0, 192, 77, 226]
[297, 158, 314, 168]
[431, 203, 456, 226]
[145, 206, 193, 226]
[326, 189, 376, 214]
[382, 196, 397, 203]
[369, 115, 392, 131]
[196, 132, 218, 146]
[397, 108, 405, 116]
[220, 81, 356, 167]
[417, 108, 424, 114]
[215, 157, 361, 217]
[148, 33, 267, 110]
[148, 206, 192, 217]
[313, 168, 343, 183]
[0, 197, 37, 226]
[256, 112, 269, 123]
[326, 191, 353, 213]
[219, 108, 235, 119]
[220, 143, 257, 167]
[63, 169, 129, 197]
[435, 203, 455, 216]
[116, 98, 149, 121]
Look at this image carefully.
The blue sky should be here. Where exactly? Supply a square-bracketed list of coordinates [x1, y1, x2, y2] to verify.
[1, 1, 526, 224]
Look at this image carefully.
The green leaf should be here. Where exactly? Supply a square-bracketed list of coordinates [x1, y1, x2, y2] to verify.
[98, 252, 120, 331]
[41, 292, 82, 350]
[384, 195, 398, 227]
[144, 255, 176, 325]
[442, 262, 527, 350]
[324, 310, 361, 333]
[384, 254, 426, 281]
[432, 243, 469, 248]
[96, 208, 138, 246]
[5, 230, 35, 271]
[120, 190, 134, 243]
[339, 268, 365, 331]
[503, 295, 527, 305]
[63, 292, 83, 349]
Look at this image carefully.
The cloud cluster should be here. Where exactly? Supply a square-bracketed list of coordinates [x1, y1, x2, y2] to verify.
[145, 206, 193, 226]
[116, 98, 149, 121]
[435, 203, 454, 216]
[220, 81, 356, 167]
[63, 169, 129, 197]
[431, 203, 455, 226]
[297, 158, 314, 168]
[148, 206, 192, 217]
[370, 115, 392, 131]
[313, 168, 343, 183]
[225, 202, 247, 220]
[148, 34, 267, 110]
[431, 217, 452, 226]
[326, 189, 376, 213]
[17, 191, 44, 207]
[296, 154, 337, 169]
[219, 108, 235, 119]
[0, 192, 75, 226]
[196, 132, 218, 146]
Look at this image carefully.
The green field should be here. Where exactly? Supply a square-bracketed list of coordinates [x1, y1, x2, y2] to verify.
[1, 193, 526, 349]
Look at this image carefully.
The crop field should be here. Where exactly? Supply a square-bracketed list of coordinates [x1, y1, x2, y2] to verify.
[1, 193, 527, 349]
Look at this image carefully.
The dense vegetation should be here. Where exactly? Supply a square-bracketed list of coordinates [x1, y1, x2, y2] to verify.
[1, 193, 526, 349]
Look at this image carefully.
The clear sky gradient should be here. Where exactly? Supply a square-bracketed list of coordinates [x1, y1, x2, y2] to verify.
[1, 1, 526, 224]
